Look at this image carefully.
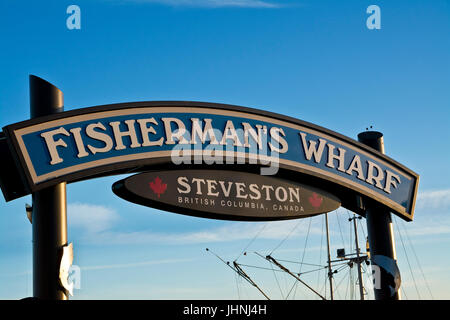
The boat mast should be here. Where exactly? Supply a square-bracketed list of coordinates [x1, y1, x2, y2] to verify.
[325, 212, 334, 300]
[350, 214, 365, 300]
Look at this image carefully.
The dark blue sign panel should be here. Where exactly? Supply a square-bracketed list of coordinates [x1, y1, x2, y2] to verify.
[2, 101, 419, 221]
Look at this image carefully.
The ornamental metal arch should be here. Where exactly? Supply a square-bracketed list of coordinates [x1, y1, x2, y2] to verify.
[1, 100, 418, 221]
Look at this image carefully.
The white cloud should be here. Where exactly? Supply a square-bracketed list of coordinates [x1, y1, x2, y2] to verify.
[0, 258, 194, 279]
[396, 188, 450, 237]
[119, 0, 279, 8]
[66, 187, 450, 245]
[416, 189, 450, 210]
[82, 258, 194, 271]
[401, 224, 450, 237]
[65, 199, 338, 246]
[68, 203, 119, 234]
[96, 217, 324, 245]
[68, 211, 324, 245]
[66, 187, 450, 246]
[64, 200, 338, 248]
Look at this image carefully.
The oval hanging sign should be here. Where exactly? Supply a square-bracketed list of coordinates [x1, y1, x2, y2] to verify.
[112, 170, 341, 221]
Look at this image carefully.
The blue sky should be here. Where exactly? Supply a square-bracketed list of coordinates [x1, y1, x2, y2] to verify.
[0, 0, 449, 299]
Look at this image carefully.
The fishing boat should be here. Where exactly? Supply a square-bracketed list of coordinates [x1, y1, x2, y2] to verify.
[207, 208, 433, 300]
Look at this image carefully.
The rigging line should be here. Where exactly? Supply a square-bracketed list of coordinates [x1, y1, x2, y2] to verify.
[234, 269, 241, 300]
[335, 209, 347, 249]
[316, 267, 327, 296]
[236, 263, 285, 273]
[269, 257, 285, 299]
[254, 251, 306, 300]
[286, 261, 308, 300]
[399, 218, 435, 300]
[401, 283, 409, 300]
[206, 248, 236, 273]
[333, 272, 348, 300]
[282, 269, 291, 300]
[323, 271, 329, 300]
[285, 278, 298, 300]
[334, 264, 349, 274]
[331, 261, 351, 271]
[266, 255, 327, 300]
[293, 217, 312, 298]
[324, 212, 334, 300]
[236, 223, 268, 261]
[357, 216, 367, 242]
[300, 266, 329, 276]
[329, 263, 351, 271]
[287, 266, 329, 299]
[298, 217, 312, 274]
[317, 213, 325, 291]
[344, 266, 353, 300]
[394, 221, 421, 300]
[331, 275, 341, 300]
[292, 277, 300, 299]
[344, 266, 350, 300]
[334, 265, 350, 293]
[280, 265, 331, 280]
[345, 209, 355, 249]
[349, 214, 354, 255]
[269, 258, 324, 267]
[315, 271, 326, 300]
[269, 219, 302, 255]
[349, 265, 355, 300]
[207, 248, 270, 300]
[233, 261, 271, 300]
[287, 260, 313, 300]
[314, 268, 329, 300]
[331, 261, 354, 267]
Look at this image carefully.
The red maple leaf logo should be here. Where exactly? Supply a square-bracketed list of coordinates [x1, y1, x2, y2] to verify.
[309, 192, 323, 208]
[149, 177, 167, 198]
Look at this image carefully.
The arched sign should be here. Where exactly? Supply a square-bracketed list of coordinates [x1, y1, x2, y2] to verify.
[112, 170, 341, 221]
[0, 101, 418, 220]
